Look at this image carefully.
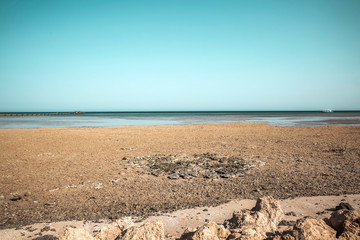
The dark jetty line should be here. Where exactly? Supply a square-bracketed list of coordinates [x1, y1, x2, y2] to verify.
[0, 111, 85, 116]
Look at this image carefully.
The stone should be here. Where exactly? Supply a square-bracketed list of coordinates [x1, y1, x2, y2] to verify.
[59, 228, 95, 240]
[329, 209, 360, 239]
[189, 170, 198, 177]
[179, 222, 230, 240]
[257, 161, 266, 167]
[285, 211, 296, 216]
[336, 202, 355, 211]
[220, 173, 235, 178]
[279, 220, 296, 226]
[224, 196, 284, 239]
[169, 173, 179, 180]
[151, 171, 160, 177]
[9, 193, 22, 201]
[119, 220, 165, 240]
[204, 171, 218, 179]
[329, 209, 360, 232]
[338, 218, 360, 240]
[251, 196, 284, 229]
[95, 217, 134, 240]
[290, 218, 337, 240]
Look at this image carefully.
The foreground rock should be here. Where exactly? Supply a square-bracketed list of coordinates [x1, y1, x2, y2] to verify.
[59, 228, 95, 240]
[224, 196, 284, 240]
[180, 197, 360, 240]
[60, 219, 164, 240]
[95, 217, 134, 240]
[329, 209, 360, 240]
[180, 222, 230, 240]
[120, 220, 165, 240]
[57, 196, 360, 240]
[179, 196, 283, 240]
[274, 207, 360, 240]
[279, 218, 337, 240]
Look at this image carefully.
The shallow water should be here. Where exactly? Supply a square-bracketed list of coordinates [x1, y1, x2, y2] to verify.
[0, 111, 359, 129]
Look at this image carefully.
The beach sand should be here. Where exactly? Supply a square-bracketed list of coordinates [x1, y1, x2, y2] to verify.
[0, 123, 359, 232]
[1, 194, 359, 239]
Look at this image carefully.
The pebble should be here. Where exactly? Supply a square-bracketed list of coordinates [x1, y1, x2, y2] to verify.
[285, 211, 297, 216]
[169, 173, 179, 180]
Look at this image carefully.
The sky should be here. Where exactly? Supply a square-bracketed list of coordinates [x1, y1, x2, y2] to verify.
[0, 0, 359, 112]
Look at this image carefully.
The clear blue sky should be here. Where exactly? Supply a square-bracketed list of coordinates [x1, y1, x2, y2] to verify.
[0, 0, 359, 112]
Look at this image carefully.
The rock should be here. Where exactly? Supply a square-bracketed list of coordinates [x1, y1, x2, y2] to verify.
[151, 171, 160, 177]
[316, 211, 327, 215]
[95, 217, 134, 240]
[59, 228, 95, 240]
[336, 202, 355, 211]
[9, 193, 22, 201]
[329, 209, 360, 239]
[285, 211, 296, 216]
[168, 173, 179, 179]
[290, 218, 337, 240]
[119, 220, 165, 240]
[338, 217, 360, 240]
[188, 170, 198, 177]
[179, 222, 230, 240]
[251, 196, 284, 228]
[204, 171, 218, 179]
[279, 220, 296, 226]
[329, 209, 360, 232]
[224, 196, 284, 239]
[219, 173, 235, 178]
[257, 161, 266, 167]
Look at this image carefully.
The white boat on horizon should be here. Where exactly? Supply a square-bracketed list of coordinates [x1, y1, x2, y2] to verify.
[322, 109, 334, 113]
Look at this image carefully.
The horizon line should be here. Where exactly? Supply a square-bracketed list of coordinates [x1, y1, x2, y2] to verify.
[1, 110, 360, 114]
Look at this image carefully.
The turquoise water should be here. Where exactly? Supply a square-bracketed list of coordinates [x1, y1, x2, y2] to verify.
[0, 111, 360, 129]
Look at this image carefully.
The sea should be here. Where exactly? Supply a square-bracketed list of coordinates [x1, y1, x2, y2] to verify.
[0, 111, 360, 129]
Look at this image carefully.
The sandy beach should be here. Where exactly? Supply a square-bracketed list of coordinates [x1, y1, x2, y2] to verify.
[1, 123, 360, 233]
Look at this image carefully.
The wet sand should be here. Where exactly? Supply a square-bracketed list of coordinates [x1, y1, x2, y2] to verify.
[0, 123, 359, 229]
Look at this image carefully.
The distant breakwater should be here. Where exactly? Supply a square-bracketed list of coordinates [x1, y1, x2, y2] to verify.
[0, 111, 85, 116]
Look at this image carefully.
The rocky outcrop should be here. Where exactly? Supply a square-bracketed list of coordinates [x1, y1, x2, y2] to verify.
[120, 220, 165, 240]
[179, 196, 284, 240]
[224, 196, 284, 240]
[179, 222, 230, 240]
[274, 208, 360, 240]
[57, 197, 360, 240]
[95, 217, 134, 240]
[59, 228, 95, 240]
[59, 219, 163, 240]
[290, 218, 337, 240]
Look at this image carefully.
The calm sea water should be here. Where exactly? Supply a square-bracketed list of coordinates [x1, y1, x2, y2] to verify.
[0, 111, 360, 129]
